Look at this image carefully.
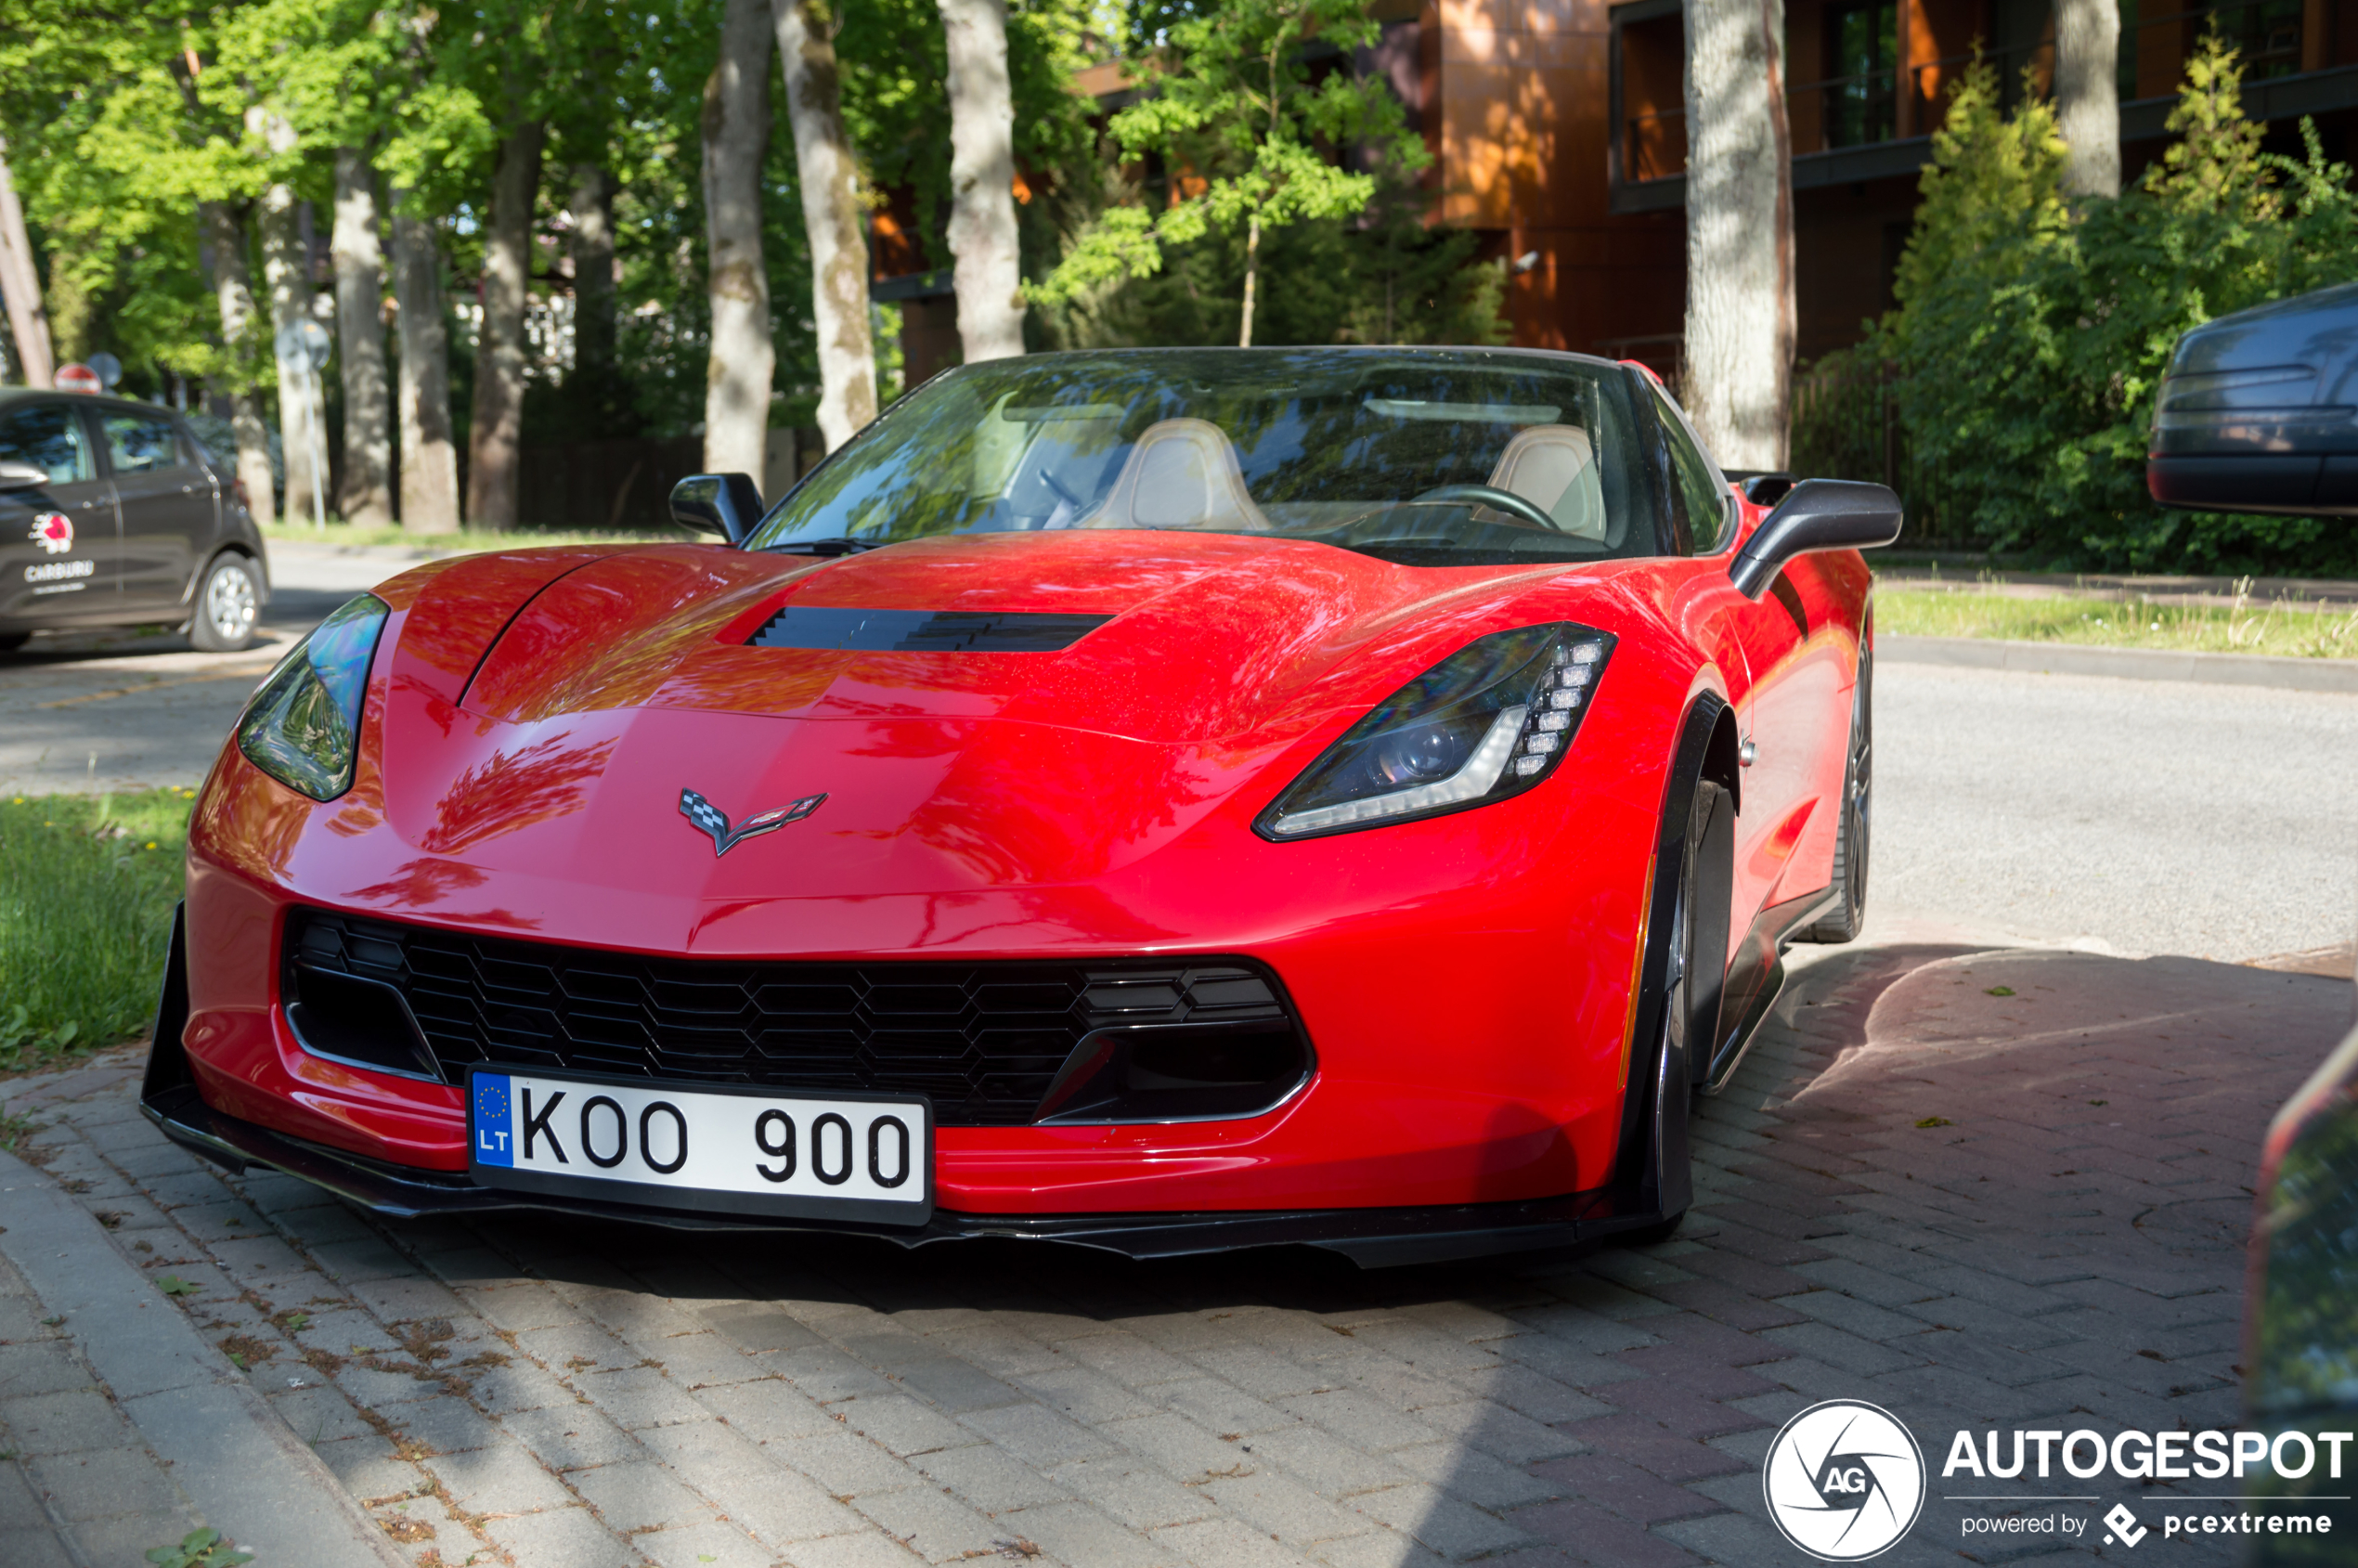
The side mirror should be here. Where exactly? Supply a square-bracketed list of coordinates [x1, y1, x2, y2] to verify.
[1728, 478, 1902, 600]
[669, 473, 763, 546]
[0, 460, 48, 491]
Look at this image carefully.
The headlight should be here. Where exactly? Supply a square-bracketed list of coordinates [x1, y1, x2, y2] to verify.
[236, 594, 388, 800]
[1257, 622, 1615, 840]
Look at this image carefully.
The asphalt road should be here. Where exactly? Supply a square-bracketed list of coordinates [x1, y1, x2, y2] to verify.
[1873, 662, 2358, 961]
[5, 541, 2354, 962]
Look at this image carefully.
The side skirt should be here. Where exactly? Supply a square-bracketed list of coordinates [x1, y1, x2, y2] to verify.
[1701, 885, 1840, 1095]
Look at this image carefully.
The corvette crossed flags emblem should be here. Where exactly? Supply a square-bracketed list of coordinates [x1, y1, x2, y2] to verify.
[679, 787, 827, 856]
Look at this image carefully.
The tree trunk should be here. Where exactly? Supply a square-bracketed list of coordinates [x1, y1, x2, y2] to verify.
[704, 0, 776, 482]
[2055, 0, 2122, 198]
[199, 201, 276, 527]
[467, 118, 543, 529]
[0, 141, 55, 388]
[568, 163, 616, 388]
[1679, 0, 1794, 470]
[1239, 214, 1261, 348]
[331, 148, 394, 525]
[773, 0, 878, 452]
[938, 0, 1025, 365]
[257, 175, 329, 525]
[390, 200, 460, 534]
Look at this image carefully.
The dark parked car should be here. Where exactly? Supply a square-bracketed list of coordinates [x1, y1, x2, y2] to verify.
[2150, 287, 2358, 1560]
[0, 388, 269, 653]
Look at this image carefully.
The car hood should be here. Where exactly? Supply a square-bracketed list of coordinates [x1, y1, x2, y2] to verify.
[350, 532, 1648, 921]
[459, 531, 1588, 741]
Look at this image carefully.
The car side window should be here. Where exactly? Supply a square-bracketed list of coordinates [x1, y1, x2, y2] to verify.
[1651, 387, 1732, 553]
[103, 412, 184, 475]
[0, 403, 96, 484]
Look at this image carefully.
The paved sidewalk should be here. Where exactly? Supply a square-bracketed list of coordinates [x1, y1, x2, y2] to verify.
[0, 1240, 209, 1566]
[2, 931, 2345, 1568]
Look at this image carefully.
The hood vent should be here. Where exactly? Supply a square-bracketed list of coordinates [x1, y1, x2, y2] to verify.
[748, 606, 1112, 653]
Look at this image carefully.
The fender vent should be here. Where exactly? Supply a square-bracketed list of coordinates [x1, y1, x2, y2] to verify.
[747, 607, 1112, 652]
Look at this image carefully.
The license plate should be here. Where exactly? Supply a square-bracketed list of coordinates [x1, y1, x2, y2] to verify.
[467, 1069, 933, 1225]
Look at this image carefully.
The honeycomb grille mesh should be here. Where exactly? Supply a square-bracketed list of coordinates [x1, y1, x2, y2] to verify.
[284, 909, 1295, 1126]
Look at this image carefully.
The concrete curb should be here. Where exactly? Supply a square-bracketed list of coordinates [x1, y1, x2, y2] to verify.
[0, 1148, 403, 1568]
[1879, 632, 2358, 693]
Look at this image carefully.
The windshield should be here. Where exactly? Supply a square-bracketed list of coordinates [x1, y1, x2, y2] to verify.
[747, 349, 1659, 565]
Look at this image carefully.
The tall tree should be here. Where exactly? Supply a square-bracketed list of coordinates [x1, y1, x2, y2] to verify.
[1680, 0, 1794, 469]
[255, 110, 329, 525]
[467, 116, 543, 527]
[773, 0, 878, 450]
[568, 162, 616, 391]
[1030, 0, 1425, 348]
[0, 140, 55, 386]
[389, 198, 460, 532]
[199, 201, 278, 526]
[2054, 0, 2121, 198]
[331, 146, 393, 524]
[704, 0, 775, 481]
[938, 0, 1025, 363]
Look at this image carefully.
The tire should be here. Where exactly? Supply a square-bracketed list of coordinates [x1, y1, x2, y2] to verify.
[188, 553, 261, 653]
[1626, 776, 1733, 1246]
[0, 632, 28, 654]
[1801, 644, 1872, 943]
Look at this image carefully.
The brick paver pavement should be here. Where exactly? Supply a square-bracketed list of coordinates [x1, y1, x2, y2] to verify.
[2, 931, 2346, 1567]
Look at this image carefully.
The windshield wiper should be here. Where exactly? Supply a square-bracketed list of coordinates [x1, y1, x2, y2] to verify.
[763, 537, 888, 556]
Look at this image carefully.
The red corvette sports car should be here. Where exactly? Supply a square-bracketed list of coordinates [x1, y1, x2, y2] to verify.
[142, 348, 1899, 1264]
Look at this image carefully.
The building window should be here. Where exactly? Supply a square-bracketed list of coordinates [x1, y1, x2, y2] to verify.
[1822, 0, 1898, 147]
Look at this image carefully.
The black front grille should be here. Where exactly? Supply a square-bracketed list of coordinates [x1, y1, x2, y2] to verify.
[284, 909, 1300, 1126]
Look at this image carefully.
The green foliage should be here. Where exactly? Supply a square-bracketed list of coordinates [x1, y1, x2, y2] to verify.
[1031, 0, 1428, 312]
[1823, 37, 2358, 573]
[147, 1527, 252, 1568]
[1038, 174, 1506, 348]
[0, 789, 194, 1069]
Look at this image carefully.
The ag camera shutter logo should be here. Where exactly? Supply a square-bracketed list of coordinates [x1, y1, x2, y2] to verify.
[1763, 1399, 1926, 1561]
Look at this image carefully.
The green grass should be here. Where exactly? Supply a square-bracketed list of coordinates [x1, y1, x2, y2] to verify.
[260, 521, 690, 553]
[0, 788, 196, 1071]
[1876, 587, 2358, 657]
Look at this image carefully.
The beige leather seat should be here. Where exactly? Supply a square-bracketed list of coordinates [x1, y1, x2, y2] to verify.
[1076, 419, 1272, 532]
[1485, 424, 1605, 539]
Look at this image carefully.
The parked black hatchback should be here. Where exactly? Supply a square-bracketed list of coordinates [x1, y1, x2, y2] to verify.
[0, 389, 269, 653]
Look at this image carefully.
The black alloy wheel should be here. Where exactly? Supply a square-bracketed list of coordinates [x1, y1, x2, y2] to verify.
[1802, 645, 1872, 943]
[1625, 775, 1733, 1246]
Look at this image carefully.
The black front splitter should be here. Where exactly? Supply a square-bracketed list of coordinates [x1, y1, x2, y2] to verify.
[136, 908, 1674, 1268]
[139, 1082, 1674, 1268]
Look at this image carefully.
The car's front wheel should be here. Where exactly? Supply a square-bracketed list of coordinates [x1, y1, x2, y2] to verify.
[188, 554, 261, 653]
[1625, 774, 1734, 1245]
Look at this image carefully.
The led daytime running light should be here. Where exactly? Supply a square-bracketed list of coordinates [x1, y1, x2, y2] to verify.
[1258, 622, 1616, 840]
[1268, 706, 1529, 836]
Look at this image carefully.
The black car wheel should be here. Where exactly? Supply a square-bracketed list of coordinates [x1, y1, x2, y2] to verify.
[1625, 774, 1733, 1245]
[188, 554, 260, 653]
[1802, 645, 1872, 943]
[0, 632, 28, 654]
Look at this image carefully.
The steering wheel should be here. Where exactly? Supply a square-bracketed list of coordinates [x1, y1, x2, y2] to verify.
[1408, 484, 1558, 532]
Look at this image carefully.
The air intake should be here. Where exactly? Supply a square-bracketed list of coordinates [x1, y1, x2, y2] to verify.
[748, 607, 1111, 652]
